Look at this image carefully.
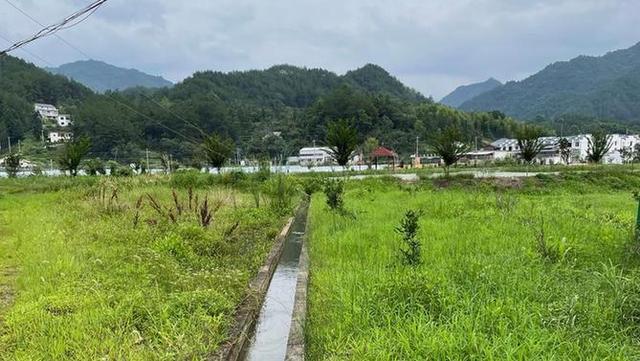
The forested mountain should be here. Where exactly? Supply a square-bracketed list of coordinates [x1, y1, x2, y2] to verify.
[440, 78, 502, 108]
[1, 54, 521, 164]
[170, 64, 424, 108]
[46, 60, 173, 92]
[343, 64, 425, 102]
[460, 42, 640, 122]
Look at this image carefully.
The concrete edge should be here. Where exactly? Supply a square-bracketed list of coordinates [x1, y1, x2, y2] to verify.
[285, 201, 311, 361]
[211, 203, 302, 361]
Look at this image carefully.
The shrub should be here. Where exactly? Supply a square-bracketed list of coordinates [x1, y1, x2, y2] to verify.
[323, 179, 345, 211]
[264, 174, 296, 216]
[396, 210, 422, 266]
[111, 165, 134, 177]
[220, 171, 247, 186]
[4, 152, 21, 178]
[85, 158, 106, 176]
[301, 176, 323, 195]
[170, 170, 214, 189]
[253, 160, 272, 182]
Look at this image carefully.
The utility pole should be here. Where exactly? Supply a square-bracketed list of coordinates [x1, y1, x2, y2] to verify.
[169, 154, 173, 173]
[7, 137, 11, 153]
[146, 148, 150, 172]
[415, 136, 419, 157]
[18, 140, 21, 153]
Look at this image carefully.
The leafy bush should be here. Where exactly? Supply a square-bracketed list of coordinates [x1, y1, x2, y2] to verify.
[220, 171, 247, 186]
[170, 170, 215, 189]
[323, 179, 344, 211]
[3, 152, 21, 178]
[253, 160, 272, 182]
[396, 210, 422, 266]
[301, 176, 323, 195]
[84, 158, 106, 176]
[111, 164, 134, 177]
[264, 174, 297, 215]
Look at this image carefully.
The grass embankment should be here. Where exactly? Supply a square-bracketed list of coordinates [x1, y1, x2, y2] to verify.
[0, 175, 289, 360]
[307, 173, 640, 360]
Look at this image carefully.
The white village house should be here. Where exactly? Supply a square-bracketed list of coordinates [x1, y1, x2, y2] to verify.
[295, 147, 334, 166]
[34, 103, 73, 144]
[487, 134, 640, 165]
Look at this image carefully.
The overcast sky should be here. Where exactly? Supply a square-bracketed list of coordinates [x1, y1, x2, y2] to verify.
[1, 0, 640, 99]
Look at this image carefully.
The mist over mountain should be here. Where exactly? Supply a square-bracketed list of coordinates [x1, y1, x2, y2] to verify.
[46, 60, 173, 93]
[440, 78, 502, 108]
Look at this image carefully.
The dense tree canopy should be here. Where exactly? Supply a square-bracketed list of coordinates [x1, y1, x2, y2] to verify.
[1, 54, 526, 165]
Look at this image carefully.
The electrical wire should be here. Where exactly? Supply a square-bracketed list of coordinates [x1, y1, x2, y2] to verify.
[2, 0, 94, 60]
[1, 0, 233, 159]
[0, 32, 53, 66]
[0, 0, 108, 55]
[137, 92, 207, 137]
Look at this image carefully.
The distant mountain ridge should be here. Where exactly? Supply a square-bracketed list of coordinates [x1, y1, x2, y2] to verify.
[172, 63, 425, 108]
[460, 42, 640, 122]
[440, 78, 502, 108]
[46, 60, 173, 92]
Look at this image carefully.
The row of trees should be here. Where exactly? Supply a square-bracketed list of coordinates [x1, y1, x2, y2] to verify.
[1, 122, 624, 178]
[2, 138, 91, 177]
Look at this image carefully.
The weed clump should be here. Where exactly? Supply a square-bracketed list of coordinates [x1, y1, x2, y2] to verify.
[264, 174, 297, 216]
[323, 179, 344, 211]
[535, 216, 571, 263]
[396, 210, 422, 267]
[301, 176, 323, 196]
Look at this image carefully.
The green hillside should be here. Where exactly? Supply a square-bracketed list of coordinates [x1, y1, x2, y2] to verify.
[0, 56, 91, 141]
[440, 78, 502, 108]
[0, 55, 520, 163]
[460, 42, 640, 122]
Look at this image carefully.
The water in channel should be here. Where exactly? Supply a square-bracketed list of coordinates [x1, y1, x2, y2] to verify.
[242, 208, 307, 361]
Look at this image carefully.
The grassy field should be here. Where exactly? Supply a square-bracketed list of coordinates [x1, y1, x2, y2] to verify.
[307, 173, 640, 360]
[0, 175, 290, 360]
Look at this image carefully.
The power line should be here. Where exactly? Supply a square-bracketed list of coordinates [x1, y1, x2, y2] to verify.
[0, 0, 108, 55]
[0, 1, 236, 158]
[2, 0, 94, 60]
[0, 31, 53, 66]
[137, 92, 207, 137]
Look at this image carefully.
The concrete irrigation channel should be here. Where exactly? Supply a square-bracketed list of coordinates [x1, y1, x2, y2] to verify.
[215, 199, 310, 361]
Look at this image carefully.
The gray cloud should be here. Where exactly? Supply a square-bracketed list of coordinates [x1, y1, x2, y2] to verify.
[2, 0, 640, 98]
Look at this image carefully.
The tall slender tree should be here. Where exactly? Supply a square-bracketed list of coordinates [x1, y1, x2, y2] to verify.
[516, 125, 544, 164]
[431, 126, 469, 177]
[326, 119, 358, 167]
[203, 133, 235, 173]
[587, 130, 612, 164]
[58, 137, 91, 176]
[362, 137, 379, 169]
[558, 137, 572, 165]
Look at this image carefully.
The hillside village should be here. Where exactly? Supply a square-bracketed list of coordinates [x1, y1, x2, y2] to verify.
[2, 100, 638, 173]
[286, 133, 638, 168]
[34, 103, 74, 144]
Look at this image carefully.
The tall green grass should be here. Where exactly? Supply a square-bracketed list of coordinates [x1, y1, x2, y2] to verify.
[0, 179, 286, 360]
[306, 176, 640, 360]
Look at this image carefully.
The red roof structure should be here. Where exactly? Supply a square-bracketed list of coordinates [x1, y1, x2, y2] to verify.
[371, 146, 397, 158]
[371, 146, 399, 169]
